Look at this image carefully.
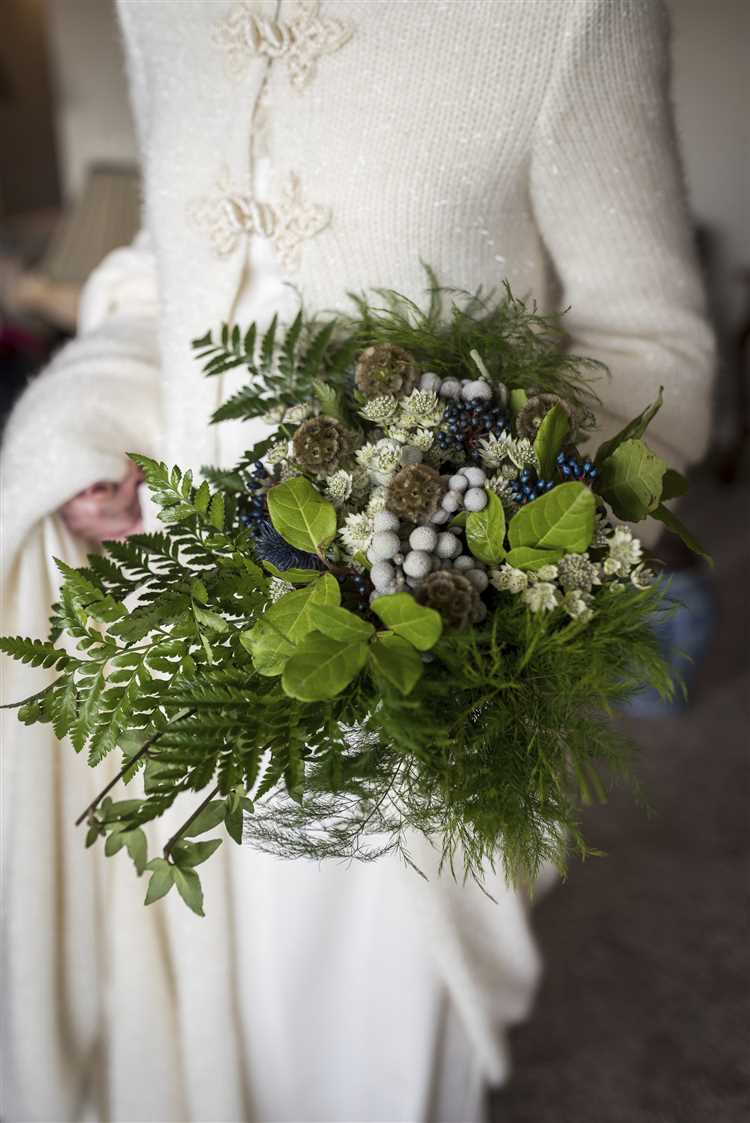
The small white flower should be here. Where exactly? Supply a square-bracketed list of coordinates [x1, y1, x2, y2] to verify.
[490, 564, 528, 595]
[355, 443, 377, 468]
[265, 439, 290, 465]
[269, 576, 294, 602]
[398, 389, 445, 428]
[535, 564, 559, 582]
[261, 405, 286, 424]
[630, 563, 655, 589]
[386, 426, 413, 445]
[359, 395, 399, 424]
[366, 488, 388, 516]
[410, 428, 435, 452]
[324, 469, 353, 506]
[557, 553, 601, 592]
[364, 437, 403, 483]
[507, 437, 538, 471]
[340, 512, 374, 554]
[285, 402, 314, 425]
[523, 581, 560, 613]
[562, 589, 593, 622]
[605, 526, 643, 575]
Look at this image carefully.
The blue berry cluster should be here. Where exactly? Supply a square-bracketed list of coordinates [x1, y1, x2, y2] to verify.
[509, 468, 557, 505]
[436, 399, 508, 462]
[555, 451, 599, 481]
[238, 461, 272, 534]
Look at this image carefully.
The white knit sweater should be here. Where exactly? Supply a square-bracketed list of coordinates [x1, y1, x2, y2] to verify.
[0, 3, 715, 1121]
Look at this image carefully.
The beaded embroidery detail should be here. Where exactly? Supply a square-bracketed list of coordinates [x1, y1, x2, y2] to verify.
[187, 166, 330, 269]
[213, 0, 353, 89]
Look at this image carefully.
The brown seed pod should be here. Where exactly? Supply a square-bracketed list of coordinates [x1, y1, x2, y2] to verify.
[386, 463, 444, 522]
[292, 416, 354, 477]
[355, 343, 420, 399]
[415, 571, 482, 631]
[516, 393, 574, 440]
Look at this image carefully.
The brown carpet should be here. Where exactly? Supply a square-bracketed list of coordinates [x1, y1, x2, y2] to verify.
[491, 470, 750, 1123]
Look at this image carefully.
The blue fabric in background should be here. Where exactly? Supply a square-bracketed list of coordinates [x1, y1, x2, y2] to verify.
[624, 570, 716, 716]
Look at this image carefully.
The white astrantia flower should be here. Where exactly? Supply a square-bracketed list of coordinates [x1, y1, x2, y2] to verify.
[603, 526, 642, 575]
[285, 401, 314, 424]
[359, 395, 399, 424]
[490, 564, 528, 595]
[366, 488, 388, 516]
[340, 511, 374, 554]
[534, 564, 559, 583]
[385, 426, 413, 445]
[355, 442, 377, 469]
[324, 469, 353, 506]
[261, 405, 286, 425]
[477, 431, 514, 469]
[557, 552, 601, 592]
[592, 513, 611, 549]
[561, 589, 593, 622]
[507, 436, 538, 471]
[409, 428, 435, 452]
[398, 389, 444, 428]
[265, 439, 290, 465]
[478, 431, 538, 473]
[366, 437, 403, 483]
[630, 563, 656, 589]
[523, 581, 560, 613]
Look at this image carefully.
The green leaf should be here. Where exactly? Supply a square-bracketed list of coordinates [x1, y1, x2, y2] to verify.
[598, 439, 667, 521]
[208, 492, 225, 530]
[660, 468, 688, 502]
[284, 742, 305, 803]
[225, 806, 244, 845]
[173, 866, 205, 916]
[123, 828, 148, 875]
[267, 477, 337, 553]
[171, 838, 223, 868]
[449, 511, 468, 529]
[192, 602, 229, 633]
[312, 379, 345, 420]
[104, 830, 126, 857]
[282, 633, 369, 701]
[465, 489, 506, 565]
[504, 546, 565, 570]
[261, 562, 321, 585]
[508, 482, 596, 553]
[651, 503, 713, 564]
[509, 387, 528, 416]
[144, 859, 174, 906]
[241, 573, 341, 674]
[306, 603, 375, 643]
[183, 800, 226, 836]
[533, 403, 571, 478]
[594, 388, 663, 465]
[371, 593, 443, 651]
[368, 634, 423, 695]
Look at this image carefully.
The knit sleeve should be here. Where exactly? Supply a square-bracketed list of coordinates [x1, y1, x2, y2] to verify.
[529, 0, 715, 473]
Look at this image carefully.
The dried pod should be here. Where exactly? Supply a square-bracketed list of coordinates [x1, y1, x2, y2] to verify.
[415, 571, 482, 631]
[292, 416, 354, 477]
[355, 343, 420, 399]
[386, 463, 445, 522]
[516, 393, 574, 440]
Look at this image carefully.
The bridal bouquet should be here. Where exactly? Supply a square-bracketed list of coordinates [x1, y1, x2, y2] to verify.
[1, 279, 705, 914]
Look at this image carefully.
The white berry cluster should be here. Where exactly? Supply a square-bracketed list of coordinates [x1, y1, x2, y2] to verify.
[430, 465, 489, 526]
[367, 509, 489, 602]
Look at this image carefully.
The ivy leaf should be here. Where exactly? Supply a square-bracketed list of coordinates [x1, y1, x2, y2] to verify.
[598, 439, 667, 522]
[465, 489, 506, 565]
[508, 482, 595, 553]
[594, 388, 663, 465]
[368, 634, 423, 695]
[267, 478, 337, 553]
[183, 800, 226, 836]
[171, 838, 223, 868]
[504, 546, 565, 570]
[371, 593, 443, 651]
[173, 866, 205, 916]
[240, 574, 340, 674]
[144, 859, 174, 906]
[651, 503, 713, 564]
[306, 604, 375, 643]
[533, 403, 571, 478]
[282, 632, 369, 701]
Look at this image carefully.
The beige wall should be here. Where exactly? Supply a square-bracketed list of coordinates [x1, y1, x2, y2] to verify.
[46, 0, 137, 202]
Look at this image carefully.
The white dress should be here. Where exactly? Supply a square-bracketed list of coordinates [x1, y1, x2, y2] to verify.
[1, 3, 714, 1120]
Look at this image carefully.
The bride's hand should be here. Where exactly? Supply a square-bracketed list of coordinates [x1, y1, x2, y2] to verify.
[59, 460, 144, 543]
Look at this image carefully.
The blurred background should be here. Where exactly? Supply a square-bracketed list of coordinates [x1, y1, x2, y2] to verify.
[0, 1, 748, 1120]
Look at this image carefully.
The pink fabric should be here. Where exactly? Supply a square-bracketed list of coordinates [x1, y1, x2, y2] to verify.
[59, 460, 144, 543]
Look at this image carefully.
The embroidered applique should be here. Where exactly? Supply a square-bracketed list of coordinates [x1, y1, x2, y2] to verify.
[213, 0, 353, 89]
[187, 166, 330, 268]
